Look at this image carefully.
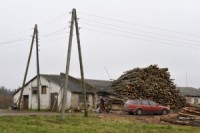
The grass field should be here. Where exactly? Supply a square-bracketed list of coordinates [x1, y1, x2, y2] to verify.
[0, 114, 199, 133]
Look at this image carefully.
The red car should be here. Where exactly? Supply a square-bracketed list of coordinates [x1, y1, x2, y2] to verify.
[124, 99, 170, 115]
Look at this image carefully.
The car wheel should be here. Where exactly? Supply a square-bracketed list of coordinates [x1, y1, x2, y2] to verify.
[136, 109, 142, 115]
[161, 109, 168, 115]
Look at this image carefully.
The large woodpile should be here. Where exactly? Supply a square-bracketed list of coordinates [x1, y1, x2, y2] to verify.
[111, 65, 186, 109]
[161, 104, 200, 126]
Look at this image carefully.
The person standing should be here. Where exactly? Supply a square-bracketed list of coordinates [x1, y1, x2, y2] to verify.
[100, 96, 106, 112]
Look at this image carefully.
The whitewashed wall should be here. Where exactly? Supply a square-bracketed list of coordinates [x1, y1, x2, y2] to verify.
[88, 94, 94, 106]
[13, 76, 65, 110]
[13, 76, 95, 110]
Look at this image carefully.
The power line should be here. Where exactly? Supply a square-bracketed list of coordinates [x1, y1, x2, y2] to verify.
[40, 13, 67, 27]
[79, 12, 200, 37]
[0, 41, 29, 53]
[40, 36, 68, 42]
[40, 31, 68, 38]
[82, 27, 200, 49]
[0, 12, 68, 40]
[40, 27, 68, 36]
[0, 37, 31, 46]
[80, 19, 200, 44]
[81, 22, 200, 47]
[0, 29, 32, 39]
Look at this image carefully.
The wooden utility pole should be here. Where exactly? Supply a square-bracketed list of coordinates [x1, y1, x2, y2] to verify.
[35, 24, 41, 110]
[74, 9, 88, 117]
[18, 26, 36, 110]
[61, 9, 75, 119]
[61, 8, 88, 119]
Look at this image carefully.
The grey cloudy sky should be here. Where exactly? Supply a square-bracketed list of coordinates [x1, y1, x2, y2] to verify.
[0, 0, 200, 89]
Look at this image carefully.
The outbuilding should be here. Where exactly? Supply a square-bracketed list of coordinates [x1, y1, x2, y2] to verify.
[178, 87, 200, 105]
[13, 73, 95, 111]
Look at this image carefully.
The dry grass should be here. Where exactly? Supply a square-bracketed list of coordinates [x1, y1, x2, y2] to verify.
[0, 114, 199, 133]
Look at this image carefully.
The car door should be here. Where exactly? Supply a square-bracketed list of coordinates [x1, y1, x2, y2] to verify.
[148, 100, 159, 114]
[141, 100, 151, 113]
[132, 100, 141, 111]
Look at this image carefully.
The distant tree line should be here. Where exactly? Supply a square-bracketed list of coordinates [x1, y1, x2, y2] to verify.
[0, 86, 16, 109]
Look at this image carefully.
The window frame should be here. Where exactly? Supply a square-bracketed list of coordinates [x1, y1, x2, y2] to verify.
[141, 100, 149, 105]
[41, 85, 47, 94]
[148, 100, 157, 106]
[32, 87, 38, 95]
[133, 100, 141, 105]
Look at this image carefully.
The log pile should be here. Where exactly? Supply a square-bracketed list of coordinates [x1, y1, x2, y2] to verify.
[161, 104, 200, 126]
[111, 65, 186, 109]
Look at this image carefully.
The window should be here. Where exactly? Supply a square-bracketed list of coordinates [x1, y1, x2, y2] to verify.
[32, 87, 38, 94]
[41, 86, 47, 94]
[149, 101, 157, 106]
[133, 100, 141, 105]
[141, 100, 149, 105]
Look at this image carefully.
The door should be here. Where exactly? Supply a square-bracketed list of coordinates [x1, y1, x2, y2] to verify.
[23, 95, 29, 109]
[141, 100, 151, 113]
[51, 93, 58, 111]
[149, 100, 159, 114]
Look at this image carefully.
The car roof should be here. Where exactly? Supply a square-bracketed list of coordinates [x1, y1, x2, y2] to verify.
[128, 99, 155, 102]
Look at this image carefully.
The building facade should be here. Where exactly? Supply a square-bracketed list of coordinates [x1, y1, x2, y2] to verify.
[13, 74, 95, 111]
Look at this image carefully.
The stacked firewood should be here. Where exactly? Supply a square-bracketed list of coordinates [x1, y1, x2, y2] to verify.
[161, 104, 200, 126]
[111, 65, 186, 109]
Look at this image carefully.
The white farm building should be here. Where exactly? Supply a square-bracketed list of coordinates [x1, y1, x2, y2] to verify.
[13, 73, 96, 111]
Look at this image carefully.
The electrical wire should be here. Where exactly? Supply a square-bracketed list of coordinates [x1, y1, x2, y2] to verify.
[79, 12, 200, 37]
[40, 27, 68, 37]
[40, 31, 68, 38]
[81, 22, 200, 47]
[82, 27, 200, 49]
[80, 19, 200, 44]
[0, 29, 32, 39]
[0, 42, 30, 53]
[40, 36, 67, 42]
[40, 13, 67, 28]
[0, 12, 68, 41]
[0, 27, 68, 46]
[0, 37, 31, 46]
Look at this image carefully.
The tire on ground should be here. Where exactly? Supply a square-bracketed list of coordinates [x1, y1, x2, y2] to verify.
[136, 109, 143, 115]
[161, 109, 168, 115]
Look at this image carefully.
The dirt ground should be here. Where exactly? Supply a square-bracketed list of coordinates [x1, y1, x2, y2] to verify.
[103, 111, 164, 124]
[0, 109, 59, 116]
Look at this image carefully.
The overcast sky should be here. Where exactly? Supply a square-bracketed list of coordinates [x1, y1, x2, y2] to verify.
[1, 0, 200, 89]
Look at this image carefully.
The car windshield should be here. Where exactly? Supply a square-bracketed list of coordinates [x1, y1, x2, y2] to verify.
[125, 100, 132, 105]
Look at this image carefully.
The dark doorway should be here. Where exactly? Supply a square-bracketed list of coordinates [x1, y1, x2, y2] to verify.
[23, 95, 29, 109]
[51, 93, 58, 111]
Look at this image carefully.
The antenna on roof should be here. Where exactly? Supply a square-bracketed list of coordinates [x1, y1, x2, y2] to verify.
[104, 66, 114, 81]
